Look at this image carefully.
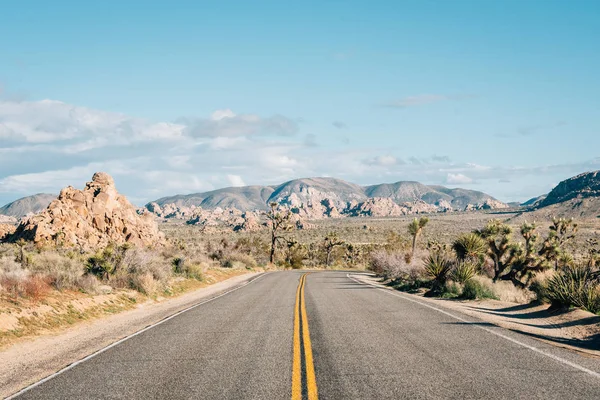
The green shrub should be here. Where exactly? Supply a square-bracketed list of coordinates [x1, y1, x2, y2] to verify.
[424, 251, 453, 293]
[461, 279, 498, 300]
[452, 262, 477, 284]
[441, 281, 462, 298]
[546, 264, 600, 313]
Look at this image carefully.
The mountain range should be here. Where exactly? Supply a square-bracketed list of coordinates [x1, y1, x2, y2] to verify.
[150, 177, 504, 212]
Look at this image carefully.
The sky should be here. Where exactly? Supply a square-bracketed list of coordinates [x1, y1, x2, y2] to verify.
[1, 0, 599, 206]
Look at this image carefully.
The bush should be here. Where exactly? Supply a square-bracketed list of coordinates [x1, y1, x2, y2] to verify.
[0, 257, 50, 301]
[441, 281, 462, 298]
[370, 250, 423, 283]
[221, 252, 257, 269]
[529, 270, 555, 303]
[461, 279, 498, 300]
[30, 252, 86, 291]
[546, 264, 600, 313]
[452, 262, 477, 284]
[424, 251, 453, 292]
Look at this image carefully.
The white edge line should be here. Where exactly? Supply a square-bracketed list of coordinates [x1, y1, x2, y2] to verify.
[6, 272, 270, 399]
[346, 273, 600, 380]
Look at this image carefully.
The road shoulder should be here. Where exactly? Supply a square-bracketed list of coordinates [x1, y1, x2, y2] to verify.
[349, 273, 600, 358]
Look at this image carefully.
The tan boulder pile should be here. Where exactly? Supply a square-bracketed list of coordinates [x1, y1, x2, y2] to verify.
[6, 172, 165, 249]
[0, 223, 16, 240]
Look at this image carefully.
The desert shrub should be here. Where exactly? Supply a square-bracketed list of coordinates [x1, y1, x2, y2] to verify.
[30, 252, 86, 291]
[370, 250, 422, 281]
[441, 281, 462, 299]
[130, 273, 160, 295]
[423, 250, 453, 294]
[110, 248, 172, 293]
[0, 257, 50, 300]
[183, 263, 204, 280]
[85, 244, 130, 280]
[529, 270, 555, 303]
[452, 262, 477, 284]
[546, 264, 600, 313]
[461, 279, 498, 300]
[221, 252, 257, 269]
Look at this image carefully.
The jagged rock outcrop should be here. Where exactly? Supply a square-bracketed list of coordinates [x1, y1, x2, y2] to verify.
[346, 197, 407, 217]
[464, 199, 510, 212]
[6, 173, 165, 249]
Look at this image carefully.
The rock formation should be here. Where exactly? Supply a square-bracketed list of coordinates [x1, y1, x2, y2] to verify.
[0, 224, 16, 240]
[6, 173, 165, 249]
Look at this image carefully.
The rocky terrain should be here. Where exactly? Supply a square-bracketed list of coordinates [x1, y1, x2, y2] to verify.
[4, 173, 165, 249]
[148, 177, 508, 221]
[0, 193, 56, 219]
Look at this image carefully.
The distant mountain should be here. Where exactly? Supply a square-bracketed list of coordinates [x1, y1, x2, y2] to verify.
[515, 171, 600, 220]
[536, 171, 600, 208]
[148, 177, 506, 214]
[152, 186, 275, 211]
[0, 193, 56, 219]
[521, 194, 546, 207]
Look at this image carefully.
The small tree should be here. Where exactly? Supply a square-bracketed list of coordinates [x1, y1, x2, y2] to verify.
[478, 220, 519, 282]
[408, 217, 429, 257]
[540, 217, 578, 270]
[265, 203, 293, 264]
[323, 232, 345, 267]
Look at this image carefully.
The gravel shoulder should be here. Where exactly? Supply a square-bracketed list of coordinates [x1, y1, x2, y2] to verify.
[351, 273, 600, 357]
[0, 271, 263, 398]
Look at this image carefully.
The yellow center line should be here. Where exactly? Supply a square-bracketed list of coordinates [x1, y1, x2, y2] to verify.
[301, 274, 319, 400]
[291, 274, 303, 400]
[291, 273, 319, 400]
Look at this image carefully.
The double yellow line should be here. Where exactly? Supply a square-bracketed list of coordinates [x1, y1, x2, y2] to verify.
[292, 273, 319, 400]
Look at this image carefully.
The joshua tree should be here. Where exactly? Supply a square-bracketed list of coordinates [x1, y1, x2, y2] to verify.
[323, 232, 345, 267]
[265, 202, 293, 264]
[408, 217, 429, 257]
[477, 219, 519, 282]
[540, 217, 578, 270]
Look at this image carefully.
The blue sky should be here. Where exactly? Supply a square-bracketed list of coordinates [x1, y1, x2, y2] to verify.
[1, 0, 599, 205]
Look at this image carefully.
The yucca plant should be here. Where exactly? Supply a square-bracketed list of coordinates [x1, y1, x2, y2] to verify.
[452, 233, 486, 263]
[424, 251, 453, 294]
[452, 261, 477, 284]
[546, 264, 600, 314]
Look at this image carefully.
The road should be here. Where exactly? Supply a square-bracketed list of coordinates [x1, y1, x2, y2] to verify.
[11, 271, 600, 399]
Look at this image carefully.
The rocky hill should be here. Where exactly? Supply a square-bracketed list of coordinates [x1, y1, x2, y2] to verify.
[536, 171, 600, 208]
[0, 193, 56, 219]
[5, 173, 165, 249]
[153, 186, 275, 211]
[515, 170, 600, 220]
[147, 177, 507, 219]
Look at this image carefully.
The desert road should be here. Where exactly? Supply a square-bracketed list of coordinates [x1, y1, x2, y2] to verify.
[10, 271, 600, 399]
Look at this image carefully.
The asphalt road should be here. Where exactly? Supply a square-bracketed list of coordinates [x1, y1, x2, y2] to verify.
[12, 271, 600, 399]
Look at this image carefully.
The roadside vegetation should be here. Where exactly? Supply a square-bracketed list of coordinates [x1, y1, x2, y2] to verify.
[368, 217, 600, 314]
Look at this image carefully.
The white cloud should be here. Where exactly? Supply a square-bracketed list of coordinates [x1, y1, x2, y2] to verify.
[446, 173, 474, 184]
[227, 174, 246, 187]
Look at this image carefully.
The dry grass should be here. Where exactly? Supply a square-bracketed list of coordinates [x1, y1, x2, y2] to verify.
[473, 276, 534, 304]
